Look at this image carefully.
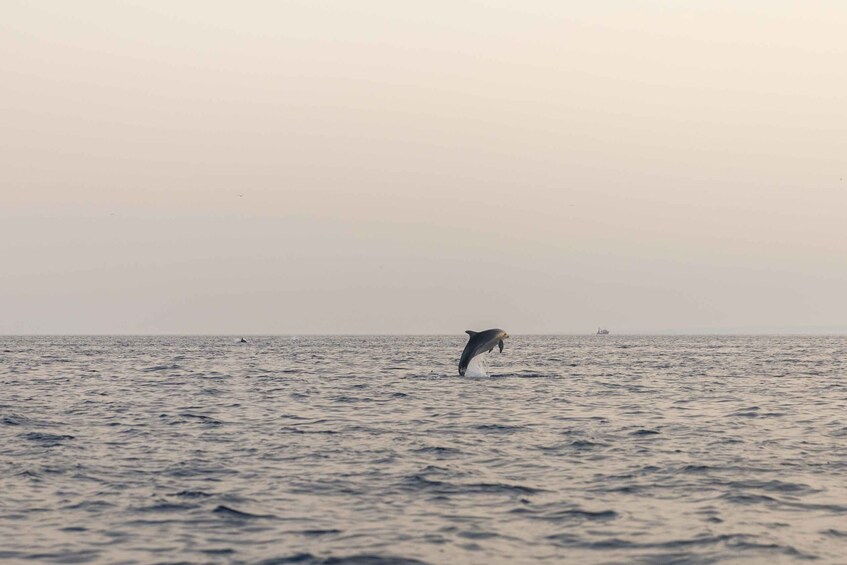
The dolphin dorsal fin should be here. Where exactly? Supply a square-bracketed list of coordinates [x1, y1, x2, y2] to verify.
[465, 330, 478, 337]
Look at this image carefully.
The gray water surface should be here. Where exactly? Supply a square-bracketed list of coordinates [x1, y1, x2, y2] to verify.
[1, 335, 846, 563]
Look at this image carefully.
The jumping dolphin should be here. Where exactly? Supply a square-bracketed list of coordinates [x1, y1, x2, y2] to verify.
[458, 328, 509, 376]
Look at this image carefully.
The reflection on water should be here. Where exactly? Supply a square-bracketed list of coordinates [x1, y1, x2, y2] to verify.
[1, 335, 846, 563]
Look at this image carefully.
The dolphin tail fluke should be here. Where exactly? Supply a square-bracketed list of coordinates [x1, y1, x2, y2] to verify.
[498, 340, 504, 352]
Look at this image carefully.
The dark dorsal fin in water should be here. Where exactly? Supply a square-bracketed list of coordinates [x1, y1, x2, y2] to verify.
[465, 330, 478, 337]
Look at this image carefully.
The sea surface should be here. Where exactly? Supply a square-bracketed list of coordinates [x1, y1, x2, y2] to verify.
[1, 335, 846, 564]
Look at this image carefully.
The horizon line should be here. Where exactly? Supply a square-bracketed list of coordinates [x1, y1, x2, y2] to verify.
[3, 331, 847, 337]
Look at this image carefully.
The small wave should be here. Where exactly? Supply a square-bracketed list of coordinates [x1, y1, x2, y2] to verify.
[165, 464, 237, 478]
[172, 490, 213, 498]
[2, 414, 29, 426]
[412, 446, 461, 455]
[402, 475, 544, 496]
[63, 500, 115, 512]
[404, 474, 546, 495]
[731, 406, 761, 418]
[680, 464, 714, 474]
[258, 553, 316, 564]
[178, 413, 224, 426]
[213, 505, 275, 520]
[201, 548, 236, 555]
[299, 529, 342, 536]
[331, 396, 362, 403]
[141, 363, 181, 372]
[457, 530, 500, 540]
[280, 426, 339, 435]
[475, 424, 524, 433]
[726, 479, 818, 494]
[568, 439, 606, 449]
[782, 500, 847, 513]
[134, 501, 198, 513]
[513, 505, 617, 523]
[547, 532, 751, 550]
[20, 550, 101, 564]
[402, 474, 448, 490]
[258, 555, 430, 565]
[549, 508, 617, 521]
[631, 429, 661, 436]
[467, 482, 546, 495]
[727, 540, 818, 560]
[722, 493, 779, 506]
[21, 432, 75, 445]
[492, 372, 554, 379]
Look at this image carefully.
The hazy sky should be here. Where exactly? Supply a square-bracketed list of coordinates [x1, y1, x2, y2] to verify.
[2, 1, 845, 334]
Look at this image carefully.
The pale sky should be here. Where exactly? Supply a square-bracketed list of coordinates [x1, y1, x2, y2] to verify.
[1, 1, 845, 334]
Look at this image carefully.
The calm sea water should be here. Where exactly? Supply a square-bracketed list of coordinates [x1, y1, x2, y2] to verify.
[1, 335, 846, 564]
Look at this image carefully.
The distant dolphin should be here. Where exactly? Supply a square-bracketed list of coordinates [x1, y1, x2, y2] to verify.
[459, 329, 509, 376]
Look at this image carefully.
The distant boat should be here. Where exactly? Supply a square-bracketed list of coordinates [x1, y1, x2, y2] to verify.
[596, 327, 609, 335]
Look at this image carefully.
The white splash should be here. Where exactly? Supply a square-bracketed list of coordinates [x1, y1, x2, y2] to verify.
[464, 353, 490, 378]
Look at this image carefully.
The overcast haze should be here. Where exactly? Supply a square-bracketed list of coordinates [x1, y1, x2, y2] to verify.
[2, 1, 845, 334]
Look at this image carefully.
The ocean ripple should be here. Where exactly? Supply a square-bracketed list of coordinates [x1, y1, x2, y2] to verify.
[1, 335, 846, 563]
